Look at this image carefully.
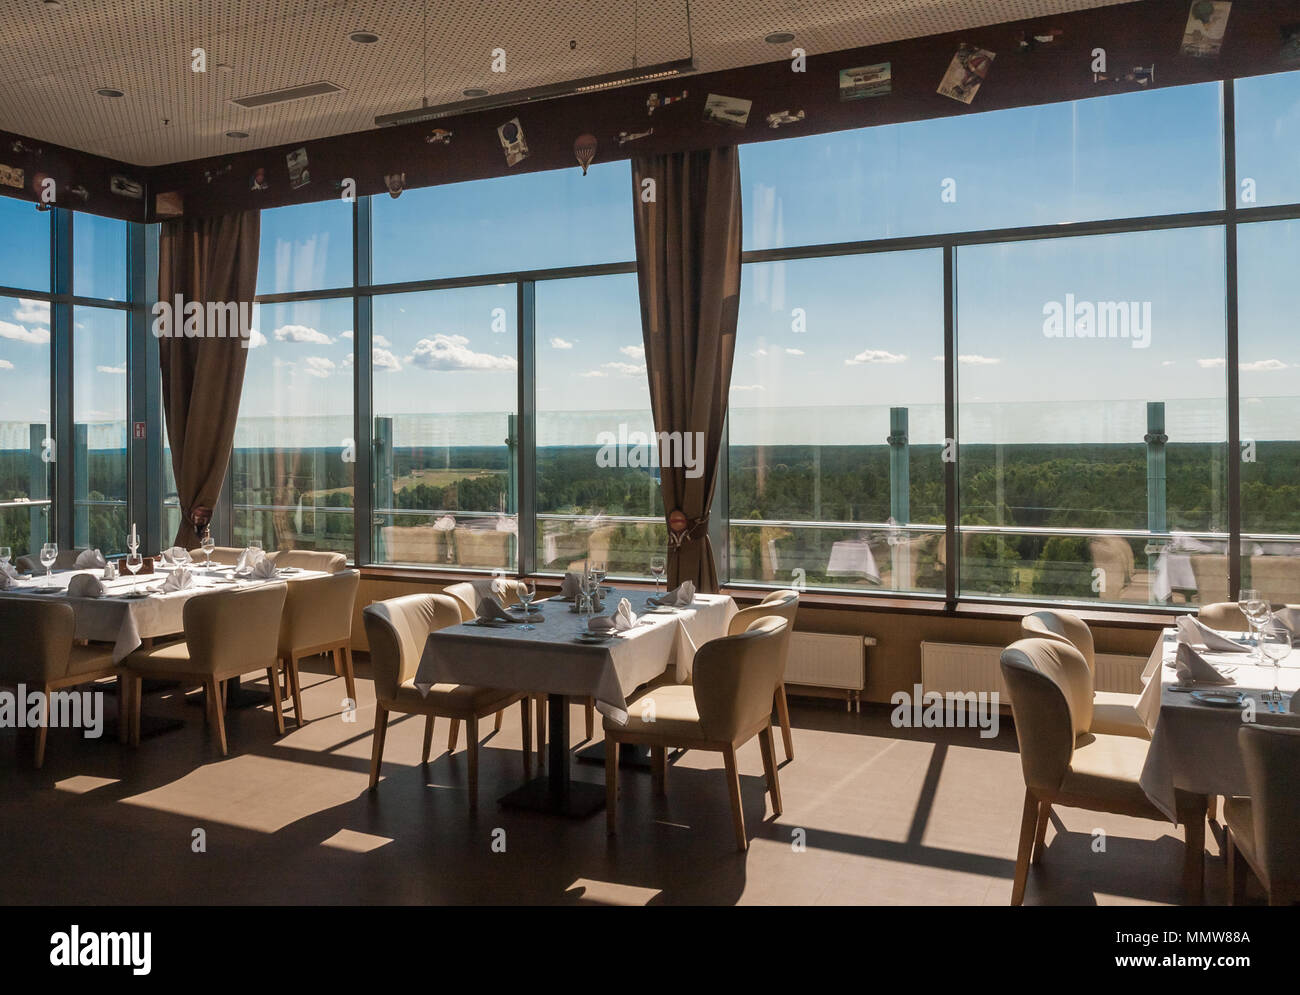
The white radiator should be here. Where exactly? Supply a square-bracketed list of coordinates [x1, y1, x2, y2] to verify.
[921, 642, 1146, 697]
[785, 632, 873, 704]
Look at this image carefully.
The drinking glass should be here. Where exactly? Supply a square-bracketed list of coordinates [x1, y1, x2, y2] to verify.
[591, 560, 607, 598]
[649, 554, 666, 596]
[1260, 618, 1291, 709]
[517, 579, 537, 630]
[125, 549, 143, 595]
[40, 542, 57, 588]
[1242, 590, 1271, 662]
[249, 539, 263, 552]
[0, 546, 11, 571]
[579, 570, 597, 617]
[200, 534, 215, 572]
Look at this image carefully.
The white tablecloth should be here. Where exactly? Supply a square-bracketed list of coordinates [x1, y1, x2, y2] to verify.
[826, 540, 881, 584]
[0, 565, 327, 662]
[1136, 627, 1300, 821]
[414, 588, 736, 725]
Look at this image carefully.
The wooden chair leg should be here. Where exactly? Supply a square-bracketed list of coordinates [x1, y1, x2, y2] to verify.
[340, 646, 357, 704]
[535, 695, 546, 771]
[651, 746, 667, 797]
[494, 709, 503, 732]
[1011, 789, 1038, 906]
[606, 736, 619, 836]
[722, 744, 747, 851]
[774, 684, 794, 761]
[129, 675, 142, 747]
[758, 725, 782, 817]
[267, 664, 286, 735]
[421, 714, 435, 764]
[1207, 794, 1219, 824]
[368, 706, 389, 790]
[466, 714, 479, 810]
[585, 697, 594, 740]
[208, 676, 229, 756]
[448, 718, 461, 753]
[287, 658, 305, 727]
[1031, 801, 1051, 864]
[32, 685, 49, 769]
[1226, 830, 1242, 906]
[520, 698, 532, 780]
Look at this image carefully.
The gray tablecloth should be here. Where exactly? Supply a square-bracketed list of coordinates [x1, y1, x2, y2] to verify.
[415, 588, 736, 725]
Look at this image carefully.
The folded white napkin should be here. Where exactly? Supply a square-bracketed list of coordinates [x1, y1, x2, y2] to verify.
[247, 555, 276, 580]
[102, 560, 118, 581]
[74, 548, 106, 569]
[0, 562, 18, 581]
[235, 547, 262, 573]
[559, 571, 583, 600]
[0, 571, 18, 590]
[588, 598, 638, 633]
[163, 546, 192, 565]
[648, 580, 695, 607]
[159, 566, 195, 592]
[67, 574, 105, 598]
[1274, 606, 1300, 636]
[1174, 643, 1236, 686]
[1179, 615, 1250, 653]
[476, 595, 518, 623]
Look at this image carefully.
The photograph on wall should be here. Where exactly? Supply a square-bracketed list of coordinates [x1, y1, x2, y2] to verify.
[286, 147, 310, 188]
[497, 117, 529, 166]
[0, 164, 23, 189]
[937, 46, 995, 104]
[1281, 23, 1300, 63]
[702, 93, 752, 128]
[1181, 1, 1232, 58]
[839, 62, 891, 100]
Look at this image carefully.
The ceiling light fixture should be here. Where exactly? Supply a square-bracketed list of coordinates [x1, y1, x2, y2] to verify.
[765, 31, 795, 44]
[95, 87, 124, 98]
[225, 130, 249, 139]
[348, 30, 380, 43]
[376, 0, 695, 127]
[43, 0, 64, 10]
[462, 88, 490, 98]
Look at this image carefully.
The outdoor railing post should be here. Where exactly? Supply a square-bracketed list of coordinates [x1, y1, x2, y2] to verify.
[28, 423, 47, 547]
[74, 422, 89, 548]
[888, 406, 910, 589]
[1145, 401, 1168, 604]
[373, 416, 393, 562]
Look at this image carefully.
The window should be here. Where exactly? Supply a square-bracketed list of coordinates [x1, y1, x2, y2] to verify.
[955, 227, 1228, 605]
[73, 306, 128, 552]
[371, 286, 518, 570]
[534, 272, 663, 575]
[73, 213, 128, 302]
[0, 293, 52, 554]
[728, 250, 946, 594]
[257, 200, 353, 295]
[233, 298, 354, 554]
[1235, 70, 1300, 208]
[371, 162, 634, 283]
[0, 199, 50, 293]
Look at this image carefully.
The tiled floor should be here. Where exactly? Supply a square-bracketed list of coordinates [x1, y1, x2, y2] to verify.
[0, 656, 1248, 905]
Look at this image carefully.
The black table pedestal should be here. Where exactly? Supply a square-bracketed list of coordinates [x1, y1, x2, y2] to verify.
[499, 693, 604, 817]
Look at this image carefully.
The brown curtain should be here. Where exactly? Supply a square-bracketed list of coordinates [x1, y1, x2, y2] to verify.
[158, 211, 261, 548]
[631, 147, 742, 592]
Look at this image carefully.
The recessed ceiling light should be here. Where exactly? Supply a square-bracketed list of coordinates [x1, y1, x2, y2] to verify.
[95, 87, 124, 98]
[348, 30, 380, 43]
[216, 62, 234, 72]
[462, 88, 490, 98]
[43, 0, 64, 10]
[225, 130, 249, 139]
[764, 31, 795, 44]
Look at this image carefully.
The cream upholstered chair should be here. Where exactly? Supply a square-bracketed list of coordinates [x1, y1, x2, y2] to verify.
[1197, 601, 1249, 631]
[124, 583, 289, 755]
[276, 569, 360, 724]
[605, 616, 788, 851]
[999, 637, 1172, 905]
[1248, 556, 1300, 605]
[362, 593, 531, 807]
[0, 599, 121, 767]
[1225, 725, 1300, 906]
[271, 548, 347, 573]
[1189, 554, 1231, 607]
[188, 546, 246, 566]
[15, 548, 84, 574]
[1020, 609, 1147, 740]
[727, 590, 799, 761]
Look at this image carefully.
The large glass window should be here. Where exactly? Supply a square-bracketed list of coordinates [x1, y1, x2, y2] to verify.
[73, 306, 128, 552]
[0, 294, 52, 554]
[1235, 70, 1300, 208]
[73, 213, 128, 302]
[955, 227, 1228, 606]
[534, 272, 663, 576]
[0, 200, 51, 293]
[728, 250, 946, 594]
[257, 200, 353, 295]
[371, 286, 518, 570]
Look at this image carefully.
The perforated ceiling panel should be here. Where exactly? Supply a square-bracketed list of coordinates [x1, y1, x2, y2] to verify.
[0, 0, 1133, 166]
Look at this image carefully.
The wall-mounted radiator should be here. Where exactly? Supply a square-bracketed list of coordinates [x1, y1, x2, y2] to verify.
[785, 632, 876, 711]
[920, 641, 1147, 702]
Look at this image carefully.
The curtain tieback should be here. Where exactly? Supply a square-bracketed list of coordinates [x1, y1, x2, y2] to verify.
[667, 511, 709, 549]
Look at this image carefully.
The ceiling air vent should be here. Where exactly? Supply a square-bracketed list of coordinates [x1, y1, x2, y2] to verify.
[231, 81, 342, 109]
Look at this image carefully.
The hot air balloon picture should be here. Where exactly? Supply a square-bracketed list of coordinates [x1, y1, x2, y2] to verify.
[497, 118, 530, 167]
[573, 133, 598, 174]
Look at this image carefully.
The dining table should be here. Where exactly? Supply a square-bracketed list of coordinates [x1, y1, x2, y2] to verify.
[415, 587, 736, 816]
[1136, 625, 1300, 902]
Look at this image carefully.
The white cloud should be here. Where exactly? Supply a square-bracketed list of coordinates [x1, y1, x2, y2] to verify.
[550, 337, 575, 350]
[274, 323, 333, 345]
[373, 347, 402, 372]
[374, 334, 391, 348]
[0, 320, 50, 344]
[845, 349, 906, 365]
[408, 334, 516, 372]
[600, 361, 646, 377]
[339, 330, 354, 340]
[580, 369, 607, 378]
[1240, 359, 1287, 372]
[1198, 357, 1226, 369]
[303, 356, 336, 378]
[0, 359, 13, 370]
[620, 345, 645, 359]
[96, 364, 126, 375]
[13, 299, 49, 325]
[1161, 360, 1176, 366]
[731, 383, 764, 392]
[785, 348, 804, 356]
[246, 328, 267, 349]
[956, 354, 1001, 366]
[751, 348, 768, 358]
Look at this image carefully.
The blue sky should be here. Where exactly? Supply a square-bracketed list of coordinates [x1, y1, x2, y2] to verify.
[3, 70, 1300, 451]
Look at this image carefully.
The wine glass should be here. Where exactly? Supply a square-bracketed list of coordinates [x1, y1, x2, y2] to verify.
[125, 548, 143, 595]
[591, 559, 607, 598]
[249, 539, 263, 553]
[516, 578, 537, 630]
[200, 533, 215, 572]
[579, 569, 598, 617]
[1242, 590, 1271, 662]
[0, 546, 11, 572]
[1237, 587, 1258, 633]
[1260, 618, 1291, 709]
[649, 554, 666, 596]
[40, 541, 57, 588]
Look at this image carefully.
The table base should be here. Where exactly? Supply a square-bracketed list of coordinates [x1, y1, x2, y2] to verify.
[499, 777, 606, 817]
[575, 739, 655, 769]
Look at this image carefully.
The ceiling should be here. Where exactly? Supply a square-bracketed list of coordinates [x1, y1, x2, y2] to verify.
[0, 0, 1132, 167]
